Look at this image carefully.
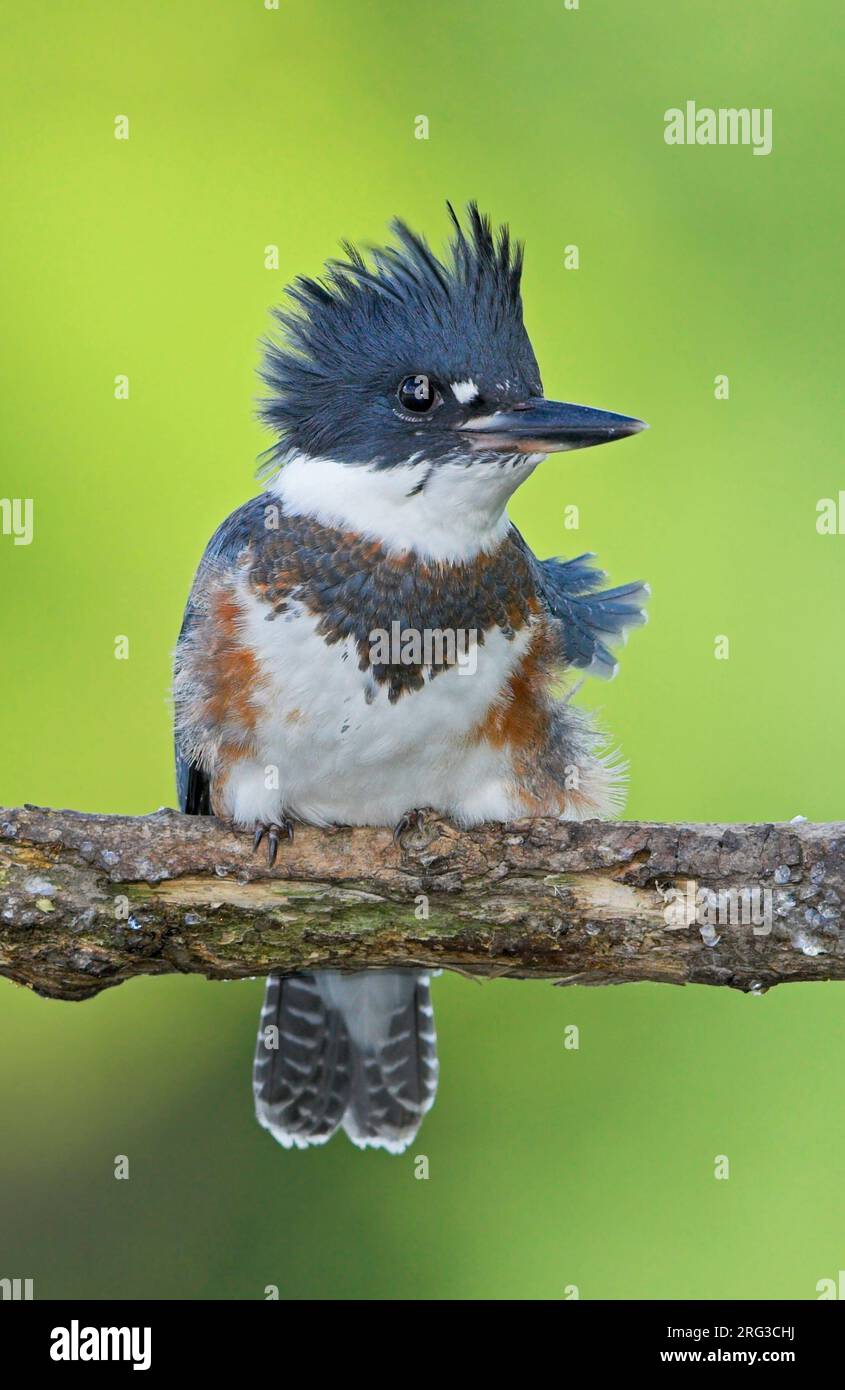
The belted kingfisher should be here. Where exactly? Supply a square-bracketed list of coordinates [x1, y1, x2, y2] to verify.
[173, 204, 648, 1154]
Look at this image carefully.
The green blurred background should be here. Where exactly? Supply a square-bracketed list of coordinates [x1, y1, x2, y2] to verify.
[1, 0, 843, 1300]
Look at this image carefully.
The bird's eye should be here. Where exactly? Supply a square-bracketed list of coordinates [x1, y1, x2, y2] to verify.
[397, 374, 440, 414]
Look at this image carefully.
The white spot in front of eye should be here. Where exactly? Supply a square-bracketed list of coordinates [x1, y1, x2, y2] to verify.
[451, 378, 479, 405]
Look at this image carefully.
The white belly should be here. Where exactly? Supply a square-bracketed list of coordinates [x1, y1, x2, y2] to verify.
[220, 585, 532, 828]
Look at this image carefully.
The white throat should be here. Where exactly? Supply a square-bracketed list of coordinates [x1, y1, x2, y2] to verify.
[269, 453, 542, 562]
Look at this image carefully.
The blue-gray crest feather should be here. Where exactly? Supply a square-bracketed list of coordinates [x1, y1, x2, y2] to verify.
[258, 202, 541, 469]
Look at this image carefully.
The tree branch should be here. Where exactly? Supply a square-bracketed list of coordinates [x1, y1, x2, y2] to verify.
[0, 805, 843, 1001]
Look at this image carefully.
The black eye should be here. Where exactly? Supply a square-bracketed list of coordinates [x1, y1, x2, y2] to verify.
[397, 374, 440, 413]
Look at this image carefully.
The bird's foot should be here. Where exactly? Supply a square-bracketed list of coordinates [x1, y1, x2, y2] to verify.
[252, 815, 295, 867]
[393, 809, 427, 844]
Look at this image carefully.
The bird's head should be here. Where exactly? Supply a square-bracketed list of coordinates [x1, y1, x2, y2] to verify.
[259, 205, 646, 556]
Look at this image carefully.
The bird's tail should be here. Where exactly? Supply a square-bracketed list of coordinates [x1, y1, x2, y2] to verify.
[253, 969, 438, 1153]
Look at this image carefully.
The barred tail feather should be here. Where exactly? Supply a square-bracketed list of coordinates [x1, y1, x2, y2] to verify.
[253, 969, 438, 1154]
[253, 973, 351, 1149]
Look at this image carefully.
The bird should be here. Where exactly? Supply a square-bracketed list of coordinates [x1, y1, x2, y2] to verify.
[173, 203, 648, 1155]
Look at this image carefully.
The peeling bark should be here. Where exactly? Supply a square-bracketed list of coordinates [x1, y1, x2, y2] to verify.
[0, 805, 843, 1001]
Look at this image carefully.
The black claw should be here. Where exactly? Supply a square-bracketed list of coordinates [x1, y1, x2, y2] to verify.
[393, 809, 425, 844]
[252, 816, 294, 867]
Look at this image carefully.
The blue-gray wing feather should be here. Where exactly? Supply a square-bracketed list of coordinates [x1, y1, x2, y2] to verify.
[511, 527, 648, 678]
[175, 492, 273, 812]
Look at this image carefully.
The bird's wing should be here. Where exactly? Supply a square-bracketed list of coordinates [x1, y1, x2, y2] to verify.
[510, 527, 649, 679]
[174, 492, 273, 813]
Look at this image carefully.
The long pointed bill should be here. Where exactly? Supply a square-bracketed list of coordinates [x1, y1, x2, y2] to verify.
[457, 397, 648, 454]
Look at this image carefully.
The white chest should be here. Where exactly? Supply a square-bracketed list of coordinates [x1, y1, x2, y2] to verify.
[222, 583, 532, 828]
